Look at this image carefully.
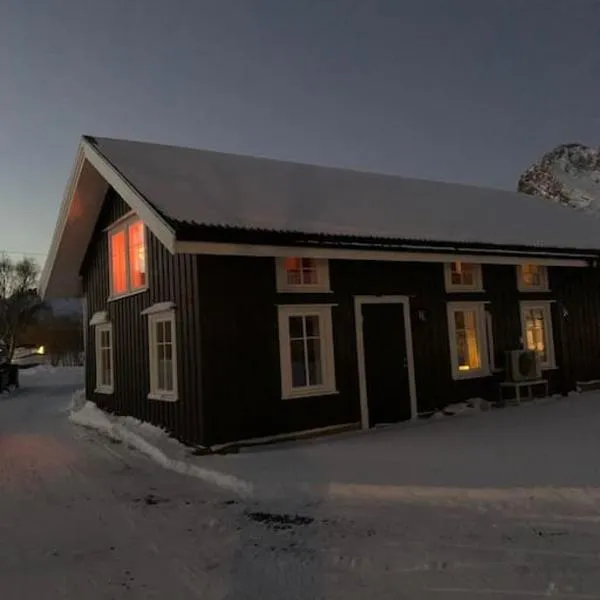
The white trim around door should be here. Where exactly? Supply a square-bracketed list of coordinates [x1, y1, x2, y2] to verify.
[354, 295, 418, 430]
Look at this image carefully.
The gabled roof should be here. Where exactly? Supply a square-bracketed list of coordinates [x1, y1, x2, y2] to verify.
[40, 135, 600, 298]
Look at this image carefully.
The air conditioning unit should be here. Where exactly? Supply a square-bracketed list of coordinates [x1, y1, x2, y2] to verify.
[505, 349, 541, 382]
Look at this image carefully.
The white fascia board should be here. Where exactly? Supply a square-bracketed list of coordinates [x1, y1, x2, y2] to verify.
[175, 240, 591, 268]
[39, 145, 87, 298]
[81, 139, 176, 254]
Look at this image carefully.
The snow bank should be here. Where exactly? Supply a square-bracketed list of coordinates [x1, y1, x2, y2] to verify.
[69, 399, 253, 498]
[19, 364, 57, 377]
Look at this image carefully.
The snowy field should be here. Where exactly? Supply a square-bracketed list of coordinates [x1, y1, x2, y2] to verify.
[3, 368, 600, 598]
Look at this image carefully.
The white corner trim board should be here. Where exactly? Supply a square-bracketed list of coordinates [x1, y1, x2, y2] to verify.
[89, 310, 109, 326]
[141, 301, 176, 315]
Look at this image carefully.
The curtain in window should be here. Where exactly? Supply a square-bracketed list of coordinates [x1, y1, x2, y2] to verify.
[110, 231, 127, 294]
[524, 308, 546, 362]
[454, 310, 481, 370]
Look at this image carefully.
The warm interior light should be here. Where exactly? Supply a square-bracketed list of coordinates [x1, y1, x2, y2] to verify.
[458, 365, 470, 371]
[36, 346, 45, 355]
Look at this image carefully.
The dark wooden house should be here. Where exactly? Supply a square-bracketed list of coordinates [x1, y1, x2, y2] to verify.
[40, 136, 600, 447]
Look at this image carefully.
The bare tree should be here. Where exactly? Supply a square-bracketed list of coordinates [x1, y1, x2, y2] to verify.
[0, 255, 44, 361]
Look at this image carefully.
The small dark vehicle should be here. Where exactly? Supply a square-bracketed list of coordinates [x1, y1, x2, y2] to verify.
[0, 348, 19, 392]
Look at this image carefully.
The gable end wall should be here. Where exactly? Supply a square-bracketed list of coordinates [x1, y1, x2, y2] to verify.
[81, 189, 205, 445]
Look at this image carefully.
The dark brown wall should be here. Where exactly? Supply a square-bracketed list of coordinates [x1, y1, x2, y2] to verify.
[82, 189, 204, 445]
[196, 256, 600, 445]
[81, 189, 600, 447]
[551, 265, 600, 385]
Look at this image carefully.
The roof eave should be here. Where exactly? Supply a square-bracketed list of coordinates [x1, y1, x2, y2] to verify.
[39, 137, 177, 300]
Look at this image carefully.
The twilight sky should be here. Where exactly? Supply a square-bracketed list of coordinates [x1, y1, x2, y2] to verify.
[0, 0, 599, 262]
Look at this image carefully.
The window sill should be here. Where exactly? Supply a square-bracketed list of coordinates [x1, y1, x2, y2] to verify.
[445, 288, 486, 294]
[108, 287, 148, 302]
[147, 392, 178, 402]
[541, 364, 557, 371]
[518, 288, 550, 293]
[452, 370, 491, 381]
[95, 386, 114, 395]
[282, 388, 339, 400]
[277, 287, 333, 294]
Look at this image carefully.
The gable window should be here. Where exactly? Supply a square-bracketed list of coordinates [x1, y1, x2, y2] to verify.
[109, 216, 147, 298]
[275, 258, 331, 293]
[447, 302, 490, 379]
[444, 262, 483, 292]
[94, 323, 113, 393]
[517, 264, 549, 292]
[146, 307, 178, 401]
[520, 301, 555, 369]
[277, 304, 337, 398]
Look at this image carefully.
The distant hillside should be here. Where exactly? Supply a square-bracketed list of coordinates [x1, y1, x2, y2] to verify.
[518, 143, 600, 212]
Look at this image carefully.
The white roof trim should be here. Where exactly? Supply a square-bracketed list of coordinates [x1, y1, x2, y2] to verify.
[82, 139, 176, 253]
[89, 310, 109, 326]
[175, 241, 591, 268]
[39, 137, 177, 300]
[39, 147, 87, 298]
[141, 301, 176, 315]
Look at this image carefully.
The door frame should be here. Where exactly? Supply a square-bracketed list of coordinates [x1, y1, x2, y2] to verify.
[354, 295, 418, 430]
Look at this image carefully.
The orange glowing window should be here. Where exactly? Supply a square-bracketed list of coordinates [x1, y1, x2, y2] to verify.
[110, 230, 127, 295]
[283, 257, 318, 286]
[128, 220, 146, 290]
[109, 217, 146, 296]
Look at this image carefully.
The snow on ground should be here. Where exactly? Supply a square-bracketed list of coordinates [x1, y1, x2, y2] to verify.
[18, 363, 57, 376]
[72, 389, 600, 513]
[7, 368, 600, 597]
[70, 400, 252, 496]
[200, 393, 600, 509]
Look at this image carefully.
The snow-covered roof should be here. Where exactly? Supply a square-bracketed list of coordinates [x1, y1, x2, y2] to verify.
[40, 135, 600, 299]
[90, 136, 600, 251]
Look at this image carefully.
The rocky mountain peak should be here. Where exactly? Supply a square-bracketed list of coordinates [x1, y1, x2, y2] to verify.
[518, 143, 600, 212]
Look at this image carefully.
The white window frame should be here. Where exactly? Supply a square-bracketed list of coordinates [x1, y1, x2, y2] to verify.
[107, 214, 148, 300]
[277, 304, 337, 399]
[516, 264, 549, 292]
[147, 309, 178, 402]
[444, 262, 484, 292]
[447, 301, 490, 380]
[520, 300, 556, 370]
[275, 258, 331, 293]
[94, 323, 114, 394]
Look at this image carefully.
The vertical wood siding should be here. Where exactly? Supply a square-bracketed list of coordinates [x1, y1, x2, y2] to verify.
[82, 189, 203, 445]
[552, 266, 600, 385]
[196, 256, 600, 445]
[81, 189, 600, 446]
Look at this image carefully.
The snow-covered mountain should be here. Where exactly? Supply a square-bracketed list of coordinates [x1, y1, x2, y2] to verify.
[518, 143, 600, 213]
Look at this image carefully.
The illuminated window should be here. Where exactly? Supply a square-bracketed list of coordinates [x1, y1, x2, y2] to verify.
[110, 230, 127, 295]
[447, 302, 490, 379]
[128, 220, 146, 289]
[517, 264, 549, 292]
[445, 262, 483, 292]
[147, 309, 178, 401]
[275, 258, 330, 292]
[520, 301, 555, 368]
[94, 323, 113, 393]
[108, 216, 146, 297]
[277, 305, 337, 398]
